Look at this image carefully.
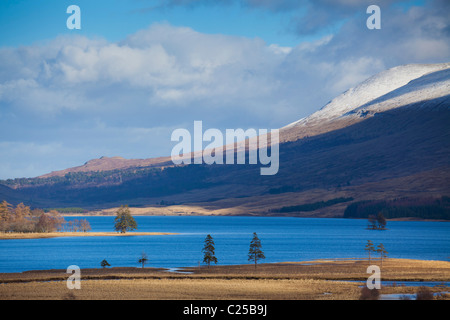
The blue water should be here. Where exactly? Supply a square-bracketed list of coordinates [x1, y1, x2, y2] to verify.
[0, 216, 449, 273]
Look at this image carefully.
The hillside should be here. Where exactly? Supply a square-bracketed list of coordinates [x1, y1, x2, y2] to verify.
[1, 63, 449, 217]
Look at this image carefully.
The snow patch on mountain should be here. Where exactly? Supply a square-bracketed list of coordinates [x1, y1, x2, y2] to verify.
[284, 63, 450, 129]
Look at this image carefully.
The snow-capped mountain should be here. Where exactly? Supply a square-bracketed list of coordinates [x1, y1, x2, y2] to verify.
[281, 63, 450, 142]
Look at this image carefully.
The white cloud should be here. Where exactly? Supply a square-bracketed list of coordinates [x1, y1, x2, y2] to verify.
[0, 23, 298, 126]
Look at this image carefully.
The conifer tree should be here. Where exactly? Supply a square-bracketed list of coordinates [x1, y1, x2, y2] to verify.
[376, 212, 387, 229]
[202, 234, 218, 268]
[376, 243, 388, 266]
[248, 232, 265, 269]
[100, 259, 111, 269]
[365, 240, 376, 263]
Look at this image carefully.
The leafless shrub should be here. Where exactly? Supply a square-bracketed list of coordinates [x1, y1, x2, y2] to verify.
[416, 286, 433, 300]
[359, 286, 380, 300]
[62, 292, 77, 300]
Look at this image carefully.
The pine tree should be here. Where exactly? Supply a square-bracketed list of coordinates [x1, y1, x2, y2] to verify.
[365, 240, 376, 263]
[248, 232, 265, 269]
[114, 205, 137, 233]
[376, 212, 387, 230]
[376, 243, 388, 267]
[367, 214, 377, 230]
[202, 234, 218, 268]
[100, 259, 111, 269]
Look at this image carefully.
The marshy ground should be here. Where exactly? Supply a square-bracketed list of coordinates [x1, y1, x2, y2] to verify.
[0, 258, 448, 300]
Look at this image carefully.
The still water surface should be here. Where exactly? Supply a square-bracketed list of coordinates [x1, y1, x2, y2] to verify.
[0, 216, 448, 273]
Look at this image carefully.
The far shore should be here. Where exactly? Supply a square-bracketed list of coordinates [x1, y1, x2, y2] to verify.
[0, 231, 178, 240]
[58, 212, 449, 222]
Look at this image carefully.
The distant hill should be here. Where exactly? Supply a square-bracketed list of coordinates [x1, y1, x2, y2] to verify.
[1, 63, 449, 218]
[38, 156, 173, 179]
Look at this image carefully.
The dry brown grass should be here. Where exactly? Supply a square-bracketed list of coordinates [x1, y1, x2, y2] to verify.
[0, 278, 360, 300]
[0, 232, 177, 240]
[0, 258, 448, 300]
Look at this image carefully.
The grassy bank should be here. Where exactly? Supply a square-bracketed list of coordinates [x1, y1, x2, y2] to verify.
[0, 259, 448, 300]
[0, 231, 178, 240]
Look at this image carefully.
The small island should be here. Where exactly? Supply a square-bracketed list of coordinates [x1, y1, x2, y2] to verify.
[366, 212, 387, 230]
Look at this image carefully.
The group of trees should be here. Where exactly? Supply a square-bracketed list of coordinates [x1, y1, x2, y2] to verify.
[271, 197, 354, 214]
[100, 251, 148, 269]
[61, 219, 92, 233]
[0, 200, 91, 233]
[0, 168, 154, 188]
[99, 232, 266, 270]
[0, 202, 137, 234]
[45, 207, 88, 214]
[367, 212, 387, 230]
[202, 232, 265, 269]
[365, 240, 388, 265]
[344, 196, 450, 220]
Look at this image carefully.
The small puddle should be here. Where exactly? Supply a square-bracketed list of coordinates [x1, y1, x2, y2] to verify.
[380, 292, 449, 300]
[164, 268, 193, 274]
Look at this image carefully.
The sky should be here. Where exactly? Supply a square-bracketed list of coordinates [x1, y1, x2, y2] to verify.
[0, 0, 449, 179]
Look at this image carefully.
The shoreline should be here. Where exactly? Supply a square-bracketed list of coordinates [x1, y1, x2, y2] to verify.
[57, 213, 450, 222]
[1, 258, 449, 277]
[0, 231, 178, 240]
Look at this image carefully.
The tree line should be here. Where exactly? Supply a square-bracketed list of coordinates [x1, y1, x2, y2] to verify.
[0, 167, 158, 188]
[0, 200, 91, 233]
[270, 197, 354, 214]
[45, 207, 88, 214]
[344, 196, 450, 220]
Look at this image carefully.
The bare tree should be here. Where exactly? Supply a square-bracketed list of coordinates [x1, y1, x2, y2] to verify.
[78, 219, 92, 232]
[416, 286, 434, 300]
[359, 286, 380, 300]
[138, 251, 149, 268]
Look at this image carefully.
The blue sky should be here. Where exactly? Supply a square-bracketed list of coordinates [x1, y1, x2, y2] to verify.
[0, 0, 308, 47]
[0, 0, 449, 179]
